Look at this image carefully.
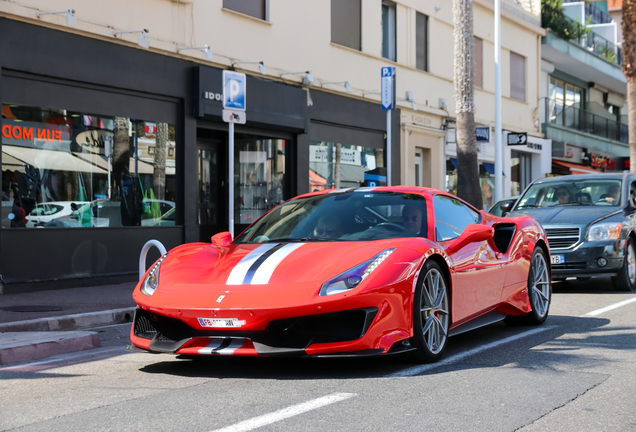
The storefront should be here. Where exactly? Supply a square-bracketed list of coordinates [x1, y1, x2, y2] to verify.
[551, 142, 625, 175]
[0, 19, 395, 292]
[400, 109, 446, 190]
[445, 126, 552, 208]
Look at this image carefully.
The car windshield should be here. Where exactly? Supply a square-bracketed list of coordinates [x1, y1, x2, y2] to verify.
[235, 191, 427, 243]
[516, 179, 622, 209]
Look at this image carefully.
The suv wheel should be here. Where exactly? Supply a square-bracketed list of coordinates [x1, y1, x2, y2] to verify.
[612, 237, 636, 292]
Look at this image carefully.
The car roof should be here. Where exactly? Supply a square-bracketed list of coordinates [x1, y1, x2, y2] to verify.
[529, 173, 632, 185]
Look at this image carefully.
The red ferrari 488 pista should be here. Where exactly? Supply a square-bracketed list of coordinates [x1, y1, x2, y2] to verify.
[129, 187, 551, 363]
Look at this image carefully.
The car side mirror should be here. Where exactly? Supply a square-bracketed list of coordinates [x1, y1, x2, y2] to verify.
[445, 224, 494, 255]
[211, 231, 233, 247]
[499, 201, 515, 215]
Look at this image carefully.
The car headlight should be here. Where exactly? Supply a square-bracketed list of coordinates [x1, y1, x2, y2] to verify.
[588, 222, 622, 241]
[319, 249, 395, 297]
[141, 253, 169, 296]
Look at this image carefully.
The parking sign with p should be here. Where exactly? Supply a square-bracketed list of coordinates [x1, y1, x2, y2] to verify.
[223, 70, 246, 111]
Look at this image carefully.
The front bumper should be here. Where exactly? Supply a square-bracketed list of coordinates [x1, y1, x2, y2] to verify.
[551, 239, 625, 278]
[129, 307, 382, 357]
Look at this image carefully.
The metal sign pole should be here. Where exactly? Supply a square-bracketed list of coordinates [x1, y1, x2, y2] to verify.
[387, 110, 391, 186]
[229, 122, 234, 238]
[494, 0, 503, 202]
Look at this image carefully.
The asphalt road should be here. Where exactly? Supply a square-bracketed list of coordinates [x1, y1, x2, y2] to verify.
[1, 278, 636, 432]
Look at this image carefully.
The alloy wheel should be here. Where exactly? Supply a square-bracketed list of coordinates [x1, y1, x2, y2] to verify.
[530, 251, 551, 317]
[627, 242, 636, 285]
[420, 268, 449, 355]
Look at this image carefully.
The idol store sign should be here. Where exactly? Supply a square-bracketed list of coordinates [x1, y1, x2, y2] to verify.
[1, 119, 69, 148]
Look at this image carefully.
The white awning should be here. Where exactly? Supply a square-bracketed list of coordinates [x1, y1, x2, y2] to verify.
[2, 146, 108, 174]
[1, 152, 26, 172]
[72, 152, 154, 175]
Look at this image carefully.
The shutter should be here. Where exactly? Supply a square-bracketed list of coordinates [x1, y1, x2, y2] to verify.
[510, 52, 526, 101]
[416, 13, 428, 71]
[331, 0, 361, 50]
[223, 0, 266, 20]
[474, 37, 483, 88]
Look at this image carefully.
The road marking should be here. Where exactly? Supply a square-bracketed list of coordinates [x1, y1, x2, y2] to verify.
[210, 393, 356, 432]
[388, 326, 556, 378]
[584, 295, 636, 317]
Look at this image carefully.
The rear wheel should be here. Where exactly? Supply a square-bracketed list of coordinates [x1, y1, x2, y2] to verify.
[411, 260, 450, 363]
[612, 237, 636, 292]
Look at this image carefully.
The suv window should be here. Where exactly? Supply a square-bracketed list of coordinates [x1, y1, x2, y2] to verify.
[434, 195, 480, 241]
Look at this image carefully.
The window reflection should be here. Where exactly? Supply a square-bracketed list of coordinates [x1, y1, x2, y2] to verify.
[309, 141, 385, 191]
[1, 104, 177, 228]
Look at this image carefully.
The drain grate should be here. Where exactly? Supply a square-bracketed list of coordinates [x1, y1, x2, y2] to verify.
[1, 305, 64, 312]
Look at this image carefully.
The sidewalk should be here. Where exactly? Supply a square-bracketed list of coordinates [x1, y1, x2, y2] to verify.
[0, 282, 137, 365]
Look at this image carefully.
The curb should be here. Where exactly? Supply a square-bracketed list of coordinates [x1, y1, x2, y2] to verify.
[0, 307, 136, 333]
[0, 331, 102, 365]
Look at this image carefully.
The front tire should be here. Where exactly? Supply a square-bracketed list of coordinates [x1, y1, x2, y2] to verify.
[612, 237, 636, 292]
[411, 260, 450, 363]
[507, 247, 551, 325]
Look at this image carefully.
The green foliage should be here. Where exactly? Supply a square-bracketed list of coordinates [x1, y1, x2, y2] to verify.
[601, 45, 617, 63]
[542, 0, 592, 41]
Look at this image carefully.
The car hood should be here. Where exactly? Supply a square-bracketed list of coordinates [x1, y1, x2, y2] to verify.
[136, 239, 414, 309]
[509, 206, 620, 225]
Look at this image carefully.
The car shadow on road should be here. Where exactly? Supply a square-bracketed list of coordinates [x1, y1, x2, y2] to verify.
[137, 314, 633, 380]
[552, 276, 629, 294]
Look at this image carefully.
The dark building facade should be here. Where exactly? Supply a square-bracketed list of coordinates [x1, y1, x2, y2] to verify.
[0, 19, 400, 293]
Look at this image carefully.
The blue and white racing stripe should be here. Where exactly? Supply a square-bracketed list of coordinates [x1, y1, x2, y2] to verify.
[226, 243, 304, 285]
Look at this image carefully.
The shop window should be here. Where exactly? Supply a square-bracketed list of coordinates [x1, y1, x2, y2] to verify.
[235, 134, 286, 225]
[416, 12, 428, 71]
[223, 0, 268, 21]
[510, 52, 526, 102]
[511, 151, 532, 196]
[382, 1, 397, 61]
[331, 0, 361, 50]
[309, 141, 385, 191]
[1, 104, 177, 228]
[474, 36, 483, 88]
[445, 158, 495, 210]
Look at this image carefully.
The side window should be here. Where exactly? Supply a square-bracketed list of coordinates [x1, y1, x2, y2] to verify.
[434, 195, 480, 241]
[630, 181, 636, 207]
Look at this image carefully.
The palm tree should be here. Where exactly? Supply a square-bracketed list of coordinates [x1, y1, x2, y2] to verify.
[153, 122, 168, 199]
[624, 0, 636, 171]
[453, 0, 483, 208]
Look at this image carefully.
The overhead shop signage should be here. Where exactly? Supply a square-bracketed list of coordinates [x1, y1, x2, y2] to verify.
[507, 132, 528, 145]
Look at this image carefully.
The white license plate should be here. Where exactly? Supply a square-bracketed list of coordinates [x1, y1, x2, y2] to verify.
[198, 318, 246, 328]
[551, 255, 565, 264]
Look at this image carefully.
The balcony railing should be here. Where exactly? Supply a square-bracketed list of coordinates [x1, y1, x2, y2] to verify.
[562, 0, 613, 24]
[542, 97, 628, 144]
[576, 30, 623, 65]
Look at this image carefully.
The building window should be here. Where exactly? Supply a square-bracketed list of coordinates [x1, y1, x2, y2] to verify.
[331, 0, 361, 50]
[223, 0, 268, 21]
[2, 104, 177, 228]
[416, 12, 428, 71]
[548, 77, 584, 128]
[382, 1, 397, 61]
[510, 52, 526, 101]
[148, 146, 155, 155]
[474, 36, 483, 88]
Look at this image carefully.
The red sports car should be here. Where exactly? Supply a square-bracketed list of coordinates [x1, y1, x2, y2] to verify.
[129, 187, 551, 363]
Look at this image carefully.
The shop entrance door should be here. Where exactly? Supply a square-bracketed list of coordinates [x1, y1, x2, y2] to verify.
[197, 138, 226, 242]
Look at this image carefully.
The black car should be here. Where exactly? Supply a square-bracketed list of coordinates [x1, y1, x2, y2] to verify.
[509, 173, 636, 291]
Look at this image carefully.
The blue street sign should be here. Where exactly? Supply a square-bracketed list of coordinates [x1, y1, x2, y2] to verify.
[381, 67, 396, 110]
[475, 126, 490, 142]
[223, 70, 246, 111]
